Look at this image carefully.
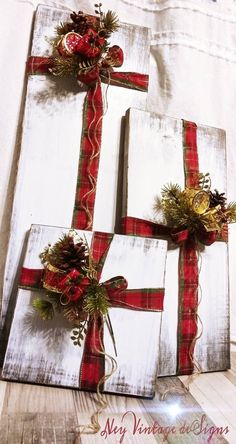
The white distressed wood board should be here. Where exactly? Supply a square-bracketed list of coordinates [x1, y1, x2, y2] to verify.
[123, 108, 230, 376]
[0, 5, 150, 332]
[2, 224, 167, 398]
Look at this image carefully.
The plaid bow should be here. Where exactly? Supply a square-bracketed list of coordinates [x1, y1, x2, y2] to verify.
[20, 231, 164, 390]
[122, 121, 227, 375]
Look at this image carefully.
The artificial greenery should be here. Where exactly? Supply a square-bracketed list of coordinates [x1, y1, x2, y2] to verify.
[33, 232, 115, 349]
[83, 283, 110, 316]
[71, 323, 88, 346]
[50, 4, 119, 78]
[101, 9, 119, 36]
[154, 173, 236, 234]
[32, 298, 54, 320]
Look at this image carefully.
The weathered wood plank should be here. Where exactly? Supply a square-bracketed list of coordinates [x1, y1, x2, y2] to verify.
[224, 352, 236, 386]
[1, 382, 75, 414]
[0, 4, 150, 352]
[123, 108, 230, 376]
[0, 380, 230, 443]
[2, 225, 167, 398]
[2, 353, 236, 444]
[182, 371, 236, 443]
[0, 413, 79, 444]
[143, 377, 229, 443]
[0, 380, 7, 417]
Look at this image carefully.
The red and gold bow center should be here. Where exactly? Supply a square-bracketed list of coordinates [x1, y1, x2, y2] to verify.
[42, 266, 128, 303]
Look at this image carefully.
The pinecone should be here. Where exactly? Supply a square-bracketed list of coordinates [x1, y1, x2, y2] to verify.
[70, 11, 98, 35]
[209, 189, 227, 209]
[45, 235, 88, 271]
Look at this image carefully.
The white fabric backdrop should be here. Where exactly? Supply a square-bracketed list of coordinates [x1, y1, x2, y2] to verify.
[0, 0, 236, 339]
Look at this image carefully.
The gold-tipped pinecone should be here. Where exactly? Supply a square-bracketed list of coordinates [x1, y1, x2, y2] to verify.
[46, 234, 88, 271]
[57, 236, 88, 271]
[209, 190, 227, 209]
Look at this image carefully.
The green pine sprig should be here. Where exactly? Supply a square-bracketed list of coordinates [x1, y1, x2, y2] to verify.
[32, 298, 54, 320]
[225, 201, 236, 223]
[102, 10, 119, 36]
[56, 22, 72, 36]
[50, 55, 98, 78]
[83, 283, 110, 316]
[155, 183, 205, 233]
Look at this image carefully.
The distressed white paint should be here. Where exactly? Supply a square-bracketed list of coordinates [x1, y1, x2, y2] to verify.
[2, 224, 167, 397]
[123, 108, 229, 376]
[1, 5, 150, 329]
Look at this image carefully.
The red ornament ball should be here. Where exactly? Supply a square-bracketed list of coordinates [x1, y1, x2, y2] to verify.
[57, 32, 82, 57]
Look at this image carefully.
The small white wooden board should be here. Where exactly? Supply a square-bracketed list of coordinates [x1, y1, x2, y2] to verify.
[2, 224, 167, 398]
[1, 5, 150, 331]
[123, 108, 230, 376]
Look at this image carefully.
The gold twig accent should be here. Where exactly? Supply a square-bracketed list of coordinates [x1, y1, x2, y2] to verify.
[80, 80, 104, 230]
[75, 317, 117, 438]
[159, 249, 203, 400]
[80, 72, 111, 230]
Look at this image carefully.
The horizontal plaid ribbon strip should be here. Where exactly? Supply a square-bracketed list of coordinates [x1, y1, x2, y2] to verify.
[20, 231, 164, 391]
[121, 216, 217, 247]
[122, 120, 221, 375]
[27, 56, 148, 231]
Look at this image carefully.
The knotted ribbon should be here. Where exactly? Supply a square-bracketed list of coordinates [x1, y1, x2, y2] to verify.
[27, 55, 148, 231]
[20, 231, 164, 390]
[122, 120, 227, 375]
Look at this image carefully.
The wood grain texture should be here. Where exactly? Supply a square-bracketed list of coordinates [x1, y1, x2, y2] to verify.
[0, 371, 233, 444]
[123, 108, 230, 376]
[2, 224, 167, 398]
[2, 352, 236, 443]
[224, 351, 236, 386]
[0, 4, 150, 342]
[180, 362, 236, 443]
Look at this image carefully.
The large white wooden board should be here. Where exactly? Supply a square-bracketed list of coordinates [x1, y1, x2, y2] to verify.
[123, 108, 230, 376]
[2, 225, 167, 398]
[0, 5, 150, 335]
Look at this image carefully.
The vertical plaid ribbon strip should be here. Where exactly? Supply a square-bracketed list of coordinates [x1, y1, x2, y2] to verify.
[177, 121, 199, 374]
[27, 57, 148, 230]
[122, 120, 217, 375]
[20, 231, 165, 390]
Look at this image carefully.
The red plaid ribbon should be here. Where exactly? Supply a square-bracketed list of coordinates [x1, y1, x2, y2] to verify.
[178, 121, 199, 374]
[27, 56, 148, 230]
[20, 231, 164, 390]
[122, 120, 222, 375]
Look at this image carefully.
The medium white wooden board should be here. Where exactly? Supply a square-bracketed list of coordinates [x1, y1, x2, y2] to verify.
[0, 5, 150, 332]
[2, 225, 167, 398]
[123, 108, 230, 376]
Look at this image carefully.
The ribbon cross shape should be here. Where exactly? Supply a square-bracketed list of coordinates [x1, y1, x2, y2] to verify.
[122, 121, 227, 375]
[27, 49, 148, 231]
[20, 231, 164, 390]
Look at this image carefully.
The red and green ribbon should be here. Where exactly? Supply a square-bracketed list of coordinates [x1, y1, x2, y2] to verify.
[27, 56, 148, 231]
[122, 120, 226, 375]
[20, 231, 164, 391]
